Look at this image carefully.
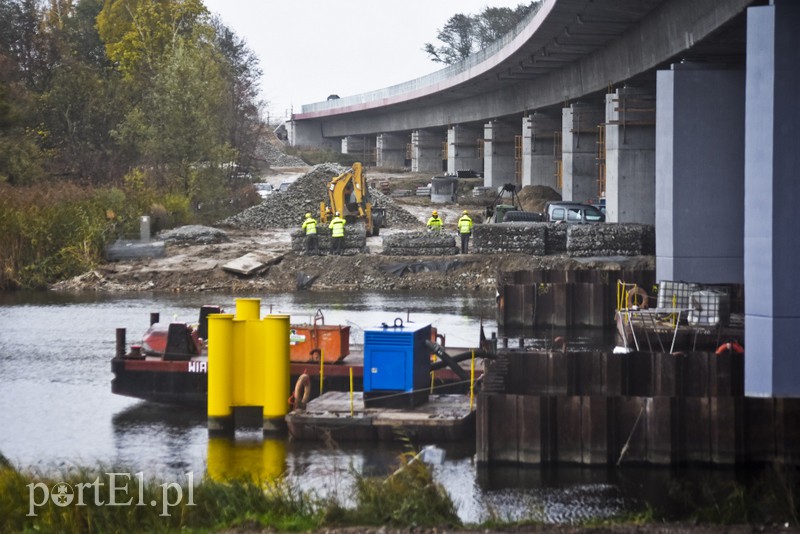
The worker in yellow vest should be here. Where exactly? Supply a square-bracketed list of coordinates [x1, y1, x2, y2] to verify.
[427, 210, 443, 231]
[301, 213, 318, 255]
[457, 210, 474, 253]
[329, 211, 346, 255]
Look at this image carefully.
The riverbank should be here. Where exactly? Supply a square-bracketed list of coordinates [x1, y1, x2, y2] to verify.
[50, 226, 654, 293]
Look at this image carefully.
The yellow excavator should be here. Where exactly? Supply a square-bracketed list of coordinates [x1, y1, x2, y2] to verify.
[319, 162, 384, 236]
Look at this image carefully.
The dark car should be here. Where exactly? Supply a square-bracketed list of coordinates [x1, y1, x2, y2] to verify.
[545, 201, 605, 223]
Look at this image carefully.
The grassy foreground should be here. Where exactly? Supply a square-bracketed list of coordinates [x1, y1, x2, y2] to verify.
[0, 450, 462, 533]
[2, 449, 798, 533]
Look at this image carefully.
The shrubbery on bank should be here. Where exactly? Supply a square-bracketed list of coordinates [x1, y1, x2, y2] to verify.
[0, 179, 257, 290]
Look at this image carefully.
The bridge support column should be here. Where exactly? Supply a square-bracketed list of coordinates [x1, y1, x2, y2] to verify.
[484, 120, 517, 189]
[561, 103, 604, 202]
[342, 136, 375, 164]
[447, 125, 482, 176]
[655, 63, 744, 284]
[376, 133, 407, 169]
[604, 87, 656, 223]
[521, 112, 559, 189]
[745, 1, 800, 397]
[411, 130, 443, 173]
[287, 120, 338, 151]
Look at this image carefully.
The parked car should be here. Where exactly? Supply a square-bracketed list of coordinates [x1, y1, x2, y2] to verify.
[545, 201, 605, 223]
[254, 183, 274, 199]
[278, 181, 292, 192]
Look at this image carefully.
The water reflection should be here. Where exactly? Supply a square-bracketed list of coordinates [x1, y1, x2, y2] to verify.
[0, 290, 778, 525]
[207, 437, 287, 482]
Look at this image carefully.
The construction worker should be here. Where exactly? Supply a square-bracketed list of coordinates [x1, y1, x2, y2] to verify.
[457, 210, 473, 253]
[329, 211, 346, 255]
[427, 210, 443, 231]
[301, 212, 318, 255]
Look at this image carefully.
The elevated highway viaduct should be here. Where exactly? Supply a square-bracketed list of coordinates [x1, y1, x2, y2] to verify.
[288, 0, 799, 397]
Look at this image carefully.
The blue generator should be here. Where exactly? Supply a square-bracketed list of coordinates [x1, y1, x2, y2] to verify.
[363, 320, 431, 408]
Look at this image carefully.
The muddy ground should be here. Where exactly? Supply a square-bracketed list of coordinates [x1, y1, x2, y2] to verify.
[52, 168, 654, 293]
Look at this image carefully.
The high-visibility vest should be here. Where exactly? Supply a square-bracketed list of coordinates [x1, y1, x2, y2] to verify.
[302, 217, 317, 235]
[427, 216, 443, 230]
[458, 215, 473, 234]
[329, 217, 346, 237]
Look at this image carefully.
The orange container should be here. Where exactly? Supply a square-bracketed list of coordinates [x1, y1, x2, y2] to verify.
[289, 324, 350, 363]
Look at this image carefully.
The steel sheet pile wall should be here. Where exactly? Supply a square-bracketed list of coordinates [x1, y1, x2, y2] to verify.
[497, 269, 655, 329]
[477, 350, 800, 466]
[381, 231, 459, 256]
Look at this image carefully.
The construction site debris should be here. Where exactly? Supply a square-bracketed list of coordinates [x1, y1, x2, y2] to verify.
[380, 260, 474, 277]
[158, 225, 231, 244]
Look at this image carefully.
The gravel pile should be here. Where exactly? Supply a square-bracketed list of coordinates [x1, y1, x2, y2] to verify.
[157, 225, 230, 244]
[219, 164, 422, 230]
[218, 164, 343, 229]
[473, 223, 546, 254]
[382, 231, 459, 256]
[371, 189, 425, 228]
[254, 138, 307, 167]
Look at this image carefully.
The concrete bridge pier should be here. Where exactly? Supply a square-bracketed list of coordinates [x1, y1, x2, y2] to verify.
[521, 111, 559, 189]
[561, 102, 604, 203]
[411, 129, 444, 173]
[604, 87, 656, 224]
[655, 63, 745, 284]
[342, 136, 374, 164]
[484, 120, 518, 189]
[376, 133, 407, 169]
[447, 125, 482, 176]
[287, 119, 338, 151]
[744, 0, 800, 397]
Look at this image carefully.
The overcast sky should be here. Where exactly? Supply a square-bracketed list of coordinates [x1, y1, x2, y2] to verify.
[202, 1, 527, 121]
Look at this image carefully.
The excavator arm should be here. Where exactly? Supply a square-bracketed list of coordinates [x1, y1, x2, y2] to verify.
[320, 162, 381, 235]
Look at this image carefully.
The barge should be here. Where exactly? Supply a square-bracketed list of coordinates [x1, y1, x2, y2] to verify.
[111, 306, 489, 408]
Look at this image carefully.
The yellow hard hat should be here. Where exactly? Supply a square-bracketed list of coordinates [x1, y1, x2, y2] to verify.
[463, 210, 468, 214]
[432, 210, 438, 216]
[305, 213, 311, 218]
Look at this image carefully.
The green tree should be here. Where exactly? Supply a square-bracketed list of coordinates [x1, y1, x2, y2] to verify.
[96, 0, 208, 81]
[113, 34, 234, 196]
[211, 16, 263, 175]
[424, 2, 540, 64]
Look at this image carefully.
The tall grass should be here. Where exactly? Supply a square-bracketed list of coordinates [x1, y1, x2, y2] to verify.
[0, 177, 257, 290]
[4, 450, 797, 532]
[0, 183, 124, 289]
[0, 449, 461, 534]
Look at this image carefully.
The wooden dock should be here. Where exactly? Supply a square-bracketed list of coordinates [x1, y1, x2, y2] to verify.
[286, 392, 475, 442]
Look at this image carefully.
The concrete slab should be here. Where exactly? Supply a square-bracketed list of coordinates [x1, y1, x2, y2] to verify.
[222, 252, 283, 276]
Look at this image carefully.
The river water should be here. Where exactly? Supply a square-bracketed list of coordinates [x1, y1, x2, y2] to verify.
[0, 290, 757, 525]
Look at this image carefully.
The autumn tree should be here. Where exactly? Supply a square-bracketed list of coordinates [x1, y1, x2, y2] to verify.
[424, 2, 540, 64]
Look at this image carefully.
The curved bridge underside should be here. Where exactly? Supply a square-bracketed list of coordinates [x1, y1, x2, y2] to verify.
[294, 0, 754, 137]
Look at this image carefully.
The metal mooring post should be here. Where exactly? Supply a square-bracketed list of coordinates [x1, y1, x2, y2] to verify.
[140, 215, 151, 242]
